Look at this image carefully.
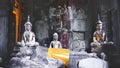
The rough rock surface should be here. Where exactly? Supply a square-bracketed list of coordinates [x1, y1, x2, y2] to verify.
[9, 46, 65, 68]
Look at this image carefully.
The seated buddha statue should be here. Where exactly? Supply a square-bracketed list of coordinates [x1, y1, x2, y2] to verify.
[90, 20, 106, 55]
[17, 16, 39, 47]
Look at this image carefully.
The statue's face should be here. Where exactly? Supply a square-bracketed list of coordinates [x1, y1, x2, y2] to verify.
[96, 24, 102, 30]
[53, 35, 58, 40]
[25, 24, 31, 31]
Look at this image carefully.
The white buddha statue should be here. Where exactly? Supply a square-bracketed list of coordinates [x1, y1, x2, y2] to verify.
[17, 16, 39, 47]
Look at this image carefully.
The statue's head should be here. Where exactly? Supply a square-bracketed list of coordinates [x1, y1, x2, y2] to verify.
[58, 5, 61, 9]
[24, 16, 32, 31]
[96, 20, 103, 30]
[53, 33, 58, 40]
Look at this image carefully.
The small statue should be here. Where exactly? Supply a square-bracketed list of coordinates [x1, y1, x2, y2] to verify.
[17, 16, 39, 47]
[49, 33, 62, 48]
[49, 6, 56, 19]
[60, 28, 70, 48]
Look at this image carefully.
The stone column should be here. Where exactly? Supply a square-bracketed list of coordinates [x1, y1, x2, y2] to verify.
[0, 0, 8, 63]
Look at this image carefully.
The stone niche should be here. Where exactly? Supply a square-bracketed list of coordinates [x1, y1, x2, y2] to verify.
[34, 20, 49, 45]
[72, 8, 87, 31]
[70, 8, 87, 51]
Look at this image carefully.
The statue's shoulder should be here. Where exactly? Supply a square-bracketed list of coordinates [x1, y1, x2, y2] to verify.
[57, 41, 61, 44]
[23, 31, 27, 35]
[31, 31, 35, 34]
[30, 31, 35, 36]
[50, 41, 54, 44]
[93, 31, 98, 35]
[95, 30, 99, 33]
[102, 30, 106, 33]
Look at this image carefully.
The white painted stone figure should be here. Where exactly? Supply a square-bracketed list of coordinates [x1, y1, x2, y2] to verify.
[78, 57, 108, 68]
[49, 33, 62, 48]
[17, 16, 39, 47]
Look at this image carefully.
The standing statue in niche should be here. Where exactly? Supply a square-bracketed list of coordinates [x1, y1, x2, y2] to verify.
[17, 16, 39, 47]
[49, 6, 56, 22]
[56, 5, 64, 20]
[49, 33, 62, 48]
